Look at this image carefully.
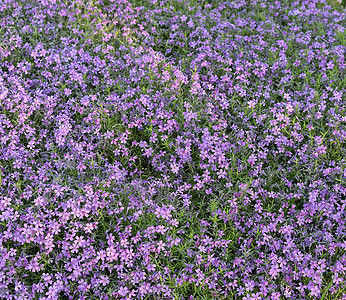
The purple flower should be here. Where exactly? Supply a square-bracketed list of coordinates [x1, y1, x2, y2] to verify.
[118, 287, 129, 297]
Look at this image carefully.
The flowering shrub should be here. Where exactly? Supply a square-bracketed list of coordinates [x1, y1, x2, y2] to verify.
[0, 0, 346, 299]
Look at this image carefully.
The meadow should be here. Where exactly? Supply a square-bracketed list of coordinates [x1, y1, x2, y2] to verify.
[0, 0, 346, 299]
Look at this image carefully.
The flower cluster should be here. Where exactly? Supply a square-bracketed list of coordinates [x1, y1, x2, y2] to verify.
[0, 0, 346, 299]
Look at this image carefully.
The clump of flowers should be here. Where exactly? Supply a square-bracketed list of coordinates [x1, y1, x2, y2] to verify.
[1, 0, 346, 299]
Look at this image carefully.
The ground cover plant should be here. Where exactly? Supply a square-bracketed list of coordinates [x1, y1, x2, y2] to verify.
[0, 0, 346, 299]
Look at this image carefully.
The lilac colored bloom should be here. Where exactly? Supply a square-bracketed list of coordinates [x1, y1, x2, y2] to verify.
[118, 287, 129, 297]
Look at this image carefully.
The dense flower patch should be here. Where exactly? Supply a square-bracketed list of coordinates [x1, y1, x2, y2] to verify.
[0, 0, 346, 299]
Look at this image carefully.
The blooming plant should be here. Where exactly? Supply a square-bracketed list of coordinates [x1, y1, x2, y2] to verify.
[0, 0, 346, 299]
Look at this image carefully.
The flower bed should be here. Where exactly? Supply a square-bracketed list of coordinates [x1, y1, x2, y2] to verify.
[0, 0, 346, 299]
